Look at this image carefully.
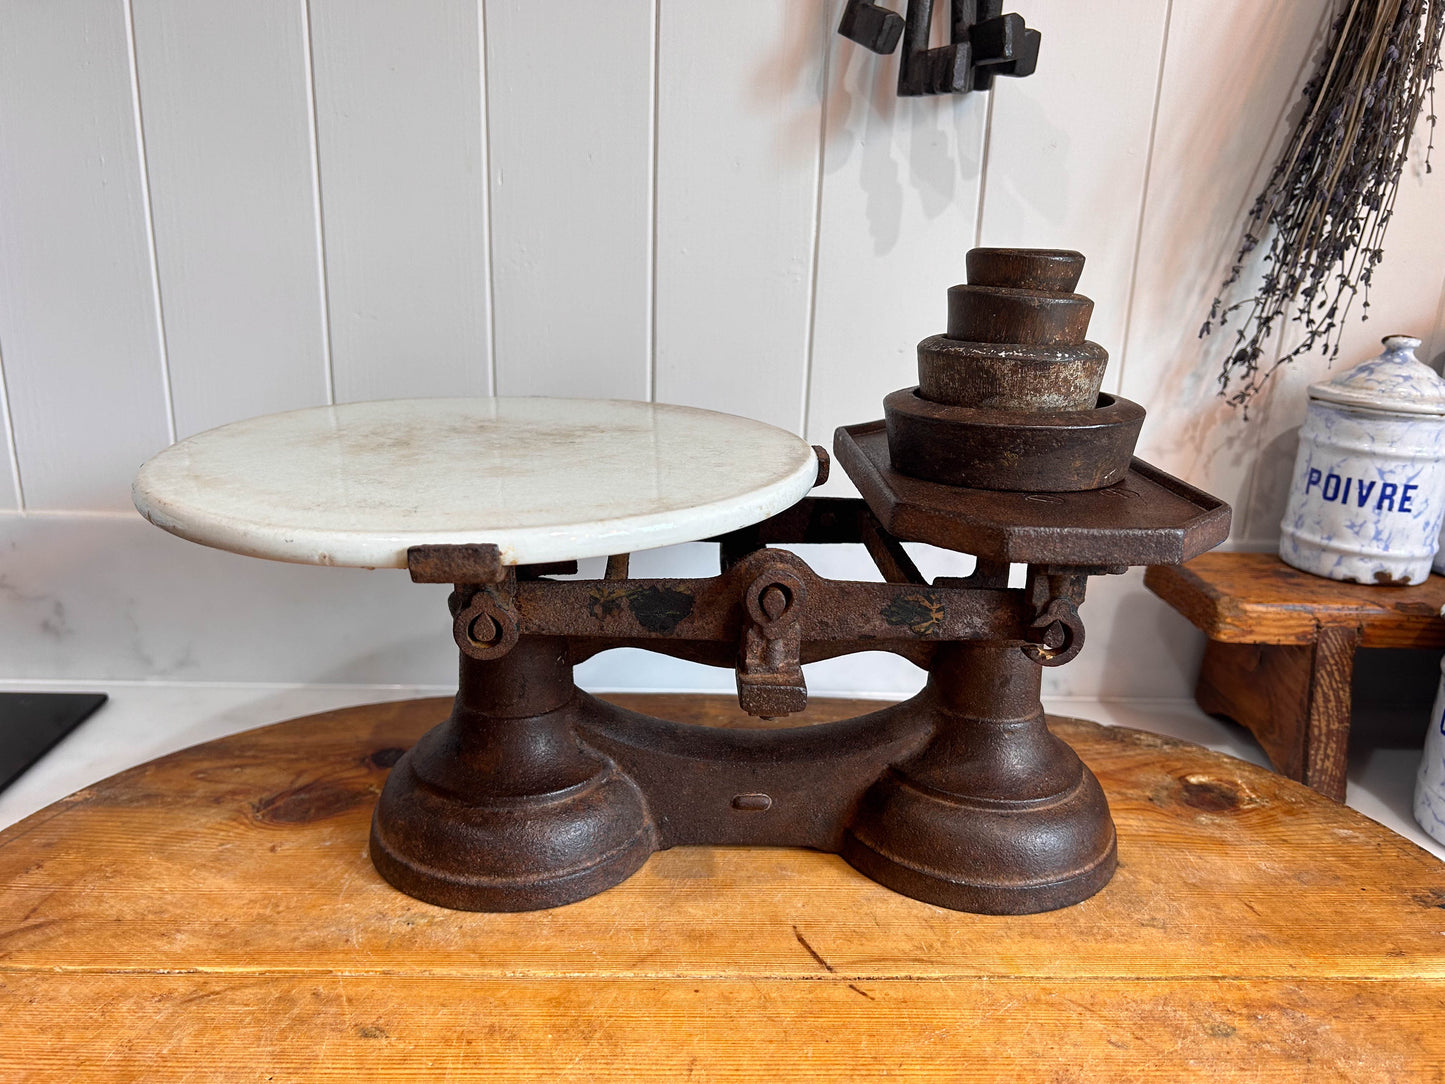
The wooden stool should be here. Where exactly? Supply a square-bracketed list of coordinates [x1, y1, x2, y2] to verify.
[1145, 551, 1445, 801]
[2, 694, 1442, 1080]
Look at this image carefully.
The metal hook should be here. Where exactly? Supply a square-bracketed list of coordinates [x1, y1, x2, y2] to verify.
[836, 0, 1041, 97]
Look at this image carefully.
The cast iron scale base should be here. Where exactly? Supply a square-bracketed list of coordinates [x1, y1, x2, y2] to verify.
[374, 445, 1225, 915]
[133, 250, 1229, 916]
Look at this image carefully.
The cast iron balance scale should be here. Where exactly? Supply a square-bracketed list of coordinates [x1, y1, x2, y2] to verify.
[133, 248, 1228, 915]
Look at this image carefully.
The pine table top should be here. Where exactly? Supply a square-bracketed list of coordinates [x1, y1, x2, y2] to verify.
[2, 694, 1443, 1081]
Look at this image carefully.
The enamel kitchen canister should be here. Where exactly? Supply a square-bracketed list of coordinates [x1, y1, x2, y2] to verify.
[1279, 335, 1445, 585]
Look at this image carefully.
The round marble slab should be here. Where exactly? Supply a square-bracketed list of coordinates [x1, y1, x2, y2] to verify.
[133, 398, 818, 569]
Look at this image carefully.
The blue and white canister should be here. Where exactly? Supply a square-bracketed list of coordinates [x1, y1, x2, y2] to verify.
[1414, 656, 1445, 847]
[1279, 335, 1445, 585]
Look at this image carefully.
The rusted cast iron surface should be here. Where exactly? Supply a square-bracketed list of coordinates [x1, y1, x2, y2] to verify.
[837, 425, 1231, 565]
[373, 463, 1222, 917]
[916, 336, 1110, 412]
[372, 632, 1115, 916]
[890, 246, 1145, 487]
[946, 284, 1093, 346]
[966, 246, 1082, 291]
[936, 250, 1105, 413]
[450, 543, 1030, 672]
[371, 248, 1228, 920]
[882, 389, 1145, 490]
[407, 542, 506, 584]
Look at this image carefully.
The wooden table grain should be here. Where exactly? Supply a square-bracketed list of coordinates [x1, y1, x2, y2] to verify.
[1, 694, 1443, 1081]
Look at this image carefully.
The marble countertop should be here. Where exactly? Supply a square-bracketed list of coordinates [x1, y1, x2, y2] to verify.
[1, 680, 1440, 864]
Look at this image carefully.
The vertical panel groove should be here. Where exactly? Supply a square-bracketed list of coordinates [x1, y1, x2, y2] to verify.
[1114, 0, 1174, 392]
[300, 0, 335, 404]
[0, 0, 173, 507]
[124, 0, 175, 446]
[1234, 2, 1337, 540]
[137, 0, 334, 438]
[0, 156, 25, 505]
[0, 346, 25, 512]
[479, 0, 498, 397]
[972, 89, 997, 250]
[311, 0, 490, 402]
[487, 2, 650, 399]
[653, 2, 830, 430]
[647, 0, 661, 403]
[799, 3, 834, 438]
[1427, 261, 1445, 367]
[1418, 113, 1445, 369]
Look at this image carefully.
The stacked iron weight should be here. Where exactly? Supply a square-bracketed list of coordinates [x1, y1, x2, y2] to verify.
[883, 248, 1146, 491]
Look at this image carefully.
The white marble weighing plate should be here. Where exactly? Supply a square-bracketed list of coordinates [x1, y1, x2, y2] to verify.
[133, 398, 819, 568]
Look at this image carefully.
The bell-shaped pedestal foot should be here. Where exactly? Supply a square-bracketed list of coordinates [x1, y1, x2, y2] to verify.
[370, 637, 656, 911]
[842, 642, 1117, 914]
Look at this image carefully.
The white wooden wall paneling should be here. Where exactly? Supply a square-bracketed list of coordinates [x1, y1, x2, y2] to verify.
[805, 0, 990, 466]
[309, 0, 492, 402]
[131, 0, 331, 439]
[1431, 244, 1445, 374]
[10, 2, 1442, 700]
[1237, 134, 1445, 543]
[1044, 0, 1332, 696]
[972, 1, 1179, 699]
[0, 0, 171, 511]
[977, 0, 1171, 399]
[485, 0, 653, 400]
[654, 0, 831, 432]
[1117, 0, 1333, 532]
[797, 3, 991, 698]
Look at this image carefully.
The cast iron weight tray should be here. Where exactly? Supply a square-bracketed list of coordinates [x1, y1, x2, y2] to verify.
[834, 420, 1231, 566]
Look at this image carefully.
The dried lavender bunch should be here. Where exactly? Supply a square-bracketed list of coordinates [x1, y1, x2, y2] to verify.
[1201, 0, 1445, 410]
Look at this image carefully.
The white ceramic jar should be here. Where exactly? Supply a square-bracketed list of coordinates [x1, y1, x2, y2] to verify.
[1415, 657, 1445, 847]
[1279, 336, 1445, 585]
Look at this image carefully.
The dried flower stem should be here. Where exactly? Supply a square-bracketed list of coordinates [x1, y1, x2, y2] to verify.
[1201, 0, 1445, 410]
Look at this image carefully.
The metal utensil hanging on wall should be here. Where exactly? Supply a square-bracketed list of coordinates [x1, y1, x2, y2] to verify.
[837, 0, 1041, 96]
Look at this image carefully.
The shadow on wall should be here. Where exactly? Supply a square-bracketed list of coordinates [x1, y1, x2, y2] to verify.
[1144, 3, 1333, 358]
[820, 13, 984, 256]
[975, 78, 1069, 227]
[1240, 424, 1302, 547]
[1126, 2, 1333, 518]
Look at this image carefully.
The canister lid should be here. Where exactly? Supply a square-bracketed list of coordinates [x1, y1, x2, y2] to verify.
[1307, 335, 1445, 415]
